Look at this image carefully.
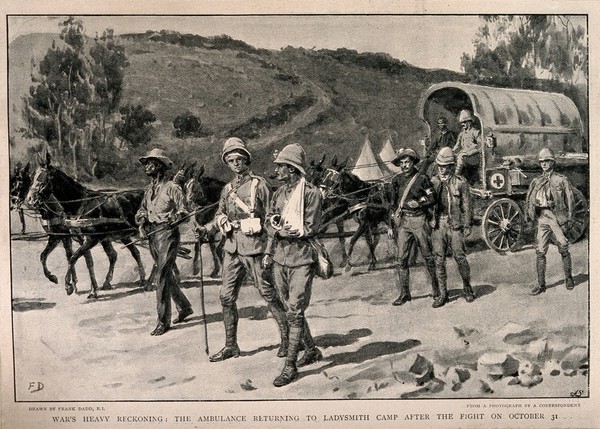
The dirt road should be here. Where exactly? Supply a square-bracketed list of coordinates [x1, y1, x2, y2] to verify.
[9, 214, 588, 401]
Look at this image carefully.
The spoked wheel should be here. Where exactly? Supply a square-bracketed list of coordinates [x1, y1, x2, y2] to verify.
[481, 198, 524, 253]
[565, 188, 588, 243]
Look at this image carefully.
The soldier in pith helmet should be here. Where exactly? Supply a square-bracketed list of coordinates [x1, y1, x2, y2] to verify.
[196, 137, 289, 362]
[526, 148, 576, 295]
[430, 147, 474, 307]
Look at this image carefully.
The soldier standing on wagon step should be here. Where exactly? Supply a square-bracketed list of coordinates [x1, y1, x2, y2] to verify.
[262, 143, 323, 387]
[387, 148, 438, 306]
[430, 147, 474, 308]
[452, 109, 481, 176]
[135, 148, 194, 336]
[195, 137, 289, 362]
[526, 148, 575, 295]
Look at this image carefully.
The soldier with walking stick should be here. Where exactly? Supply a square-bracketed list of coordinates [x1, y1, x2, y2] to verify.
[195, 137, 288, 362]
[135, 148, 194, 336]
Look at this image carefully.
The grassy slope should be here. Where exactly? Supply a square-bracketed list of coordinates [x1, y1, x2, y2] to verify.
[9, 31, 466, 184]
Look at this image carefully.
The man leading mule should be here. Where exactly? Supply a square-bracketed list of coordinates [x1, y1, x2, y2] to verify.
[136, 148, 194, 336]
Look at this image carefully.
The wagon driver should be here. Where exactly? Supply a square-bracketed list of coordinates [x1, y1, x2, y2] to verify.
[135, 148, 194, 336]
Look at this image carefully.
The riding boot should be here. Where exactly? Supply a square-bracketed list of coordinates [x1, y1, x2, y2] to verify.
[425, 256, 440, 298]
[432, 265, 448, 308]
[457, 259, 474, 302]
[433, 257, 445, 301]
[560, 250, 574, 290]
[530, 253, 546, 295]
[392, 267, 411, 306]
[297, 320, 322, 367]
[273, 325, 301, 387]
[209, 305, 240, 362]
[268, 301, 289, 358]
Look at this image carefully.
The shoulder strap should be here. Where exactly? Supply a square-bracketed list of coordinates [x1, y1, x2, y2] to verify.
[229, 178, 259, 216]
[249, 178, 259, 213]
[399, 173, 420, 209]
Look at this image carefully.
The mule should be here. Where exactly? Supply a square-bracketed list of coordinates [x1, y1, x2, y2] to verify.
[13, 159, 96, 287]
[26, 152, 147, 299]
[175, 162, 226, 278]
[318, 159, 391, 271]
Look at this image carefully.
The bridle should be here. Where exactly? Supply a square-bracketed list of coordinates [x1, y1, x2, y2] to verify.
[319, 168, 342, 198]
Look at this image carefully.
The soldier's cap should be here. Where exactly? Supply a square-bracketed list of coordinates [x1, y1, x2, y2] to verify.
[538, 147, 556, 162]
[392, 147, 420, 166]
[222, 137, 252, 164]
[458, 109, 475, 123]
[274, 143, 306, 175]
[435, 147, 456, 165]
[139, 148, 173, 170]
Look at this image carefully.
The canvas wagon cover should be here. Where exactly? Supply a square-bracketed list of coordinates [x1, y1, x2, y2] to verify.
[418, 82, 583, 134]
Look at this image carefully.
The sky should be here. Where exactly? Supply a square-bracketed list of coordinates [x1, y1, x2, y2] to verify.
[8, 15, 483, 72]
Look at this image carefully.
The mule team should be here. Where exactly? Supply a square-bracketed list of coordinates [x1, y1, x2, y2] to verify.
[131, 129, 576, 387]
[20, 113, 577, 387]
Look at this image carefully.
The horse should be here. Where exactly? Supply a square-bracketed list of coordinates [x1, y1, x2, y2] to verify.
[10, 162, 32, 234]
[174, 161, 226, 278]
[318, 160, 392, 271]
[25, 152, 147, 299]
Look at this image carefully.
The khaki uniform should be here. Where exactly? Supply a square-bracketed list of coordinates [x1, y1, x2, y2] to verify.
[388, 169, 438, 300]
[207, 171, 287, 350]
[525, 171, 575, 289]
[453, 127, 480, 175]
[431, 174, 473, 299]
[266, 180, 322, 327]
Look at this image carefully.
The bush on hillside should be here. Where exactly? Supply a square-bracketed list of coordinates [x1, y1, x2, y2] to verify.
[228, 94, 316, 140]
[173, 111, 204, 138]
[115, 104, 156, 148]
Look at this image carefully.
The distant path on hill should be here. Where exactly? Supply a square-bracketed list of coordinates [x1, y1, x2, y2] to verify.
[250, 78, 332, 150]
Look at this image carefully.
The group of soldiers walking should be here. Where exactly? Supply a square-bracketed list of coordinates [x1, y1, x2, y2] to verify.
[136, 139, 324, 387]
[133, 107, 578, 387]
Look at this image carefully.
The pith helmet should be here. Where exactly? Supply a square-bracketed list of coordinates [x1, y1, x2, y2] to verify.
[538, 147, 555, 162]
[274, 143, 306, 175]
[139, 148, 173, 170]
[458, 109, 475, 123]
[222, 137, 252, 164]
[392, 147, 420, 166]
[435, 147, 456, 165]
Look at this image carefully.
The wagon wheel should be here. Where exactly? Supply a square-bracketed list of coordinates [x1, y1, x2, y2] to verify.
[565, 188, 588, 243]
[481, 198, 524, 253]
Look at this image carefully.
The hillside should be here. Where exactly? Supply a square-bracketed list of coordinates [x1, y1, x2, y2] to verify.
[9, 30, 467, 184]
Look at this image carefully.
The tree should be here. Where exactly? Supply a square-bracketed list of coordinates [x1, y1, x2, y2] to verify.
[89, 28, 129, 112]
[173, 111, 204, 138]
[115, 104, 156, 148]
[461, 15, 588, 88]
[24, 17, 130, 179]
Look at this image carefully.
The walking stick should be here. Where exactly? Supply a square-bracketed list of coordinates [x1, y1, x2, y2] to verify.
[197, 244, 210, 356]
